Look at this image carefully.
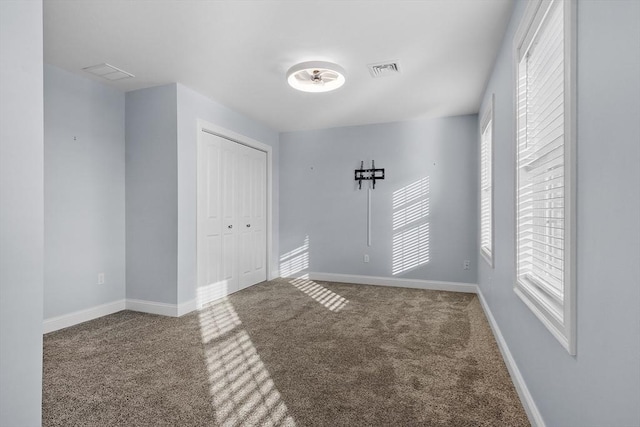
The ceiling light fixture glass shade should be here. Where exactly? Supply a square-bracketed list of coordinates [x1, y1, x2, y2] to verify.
[287, 61, 346, 93]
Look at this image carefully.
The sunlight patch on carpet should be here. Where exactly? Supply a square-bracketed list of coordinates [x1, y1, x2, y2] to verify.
[289, 274, 348, 312]
[198, 298, 296, 426]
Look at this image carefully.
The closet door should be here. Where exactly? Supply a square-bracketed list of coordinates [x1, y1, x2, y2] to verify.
[197, 132, 239, 301]
[237, 144, 267, 289]
[220, 139, 239, 292]
[250, 148, 267, 285]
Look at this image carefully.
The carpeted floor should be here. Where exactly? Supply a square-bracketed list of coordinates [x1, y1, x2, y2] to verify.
[43, 278, 529, 426]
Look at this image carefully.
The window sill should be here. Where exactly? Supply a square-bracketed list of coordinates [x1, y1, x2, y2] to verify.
[514, 281, 575, 355]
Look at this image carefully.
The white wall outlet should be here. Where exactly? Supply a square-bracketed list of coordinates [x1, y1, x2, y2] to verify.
[364, 254, 370, 263]
[98, 272, 105, 285]
[463, 260, 470, 270]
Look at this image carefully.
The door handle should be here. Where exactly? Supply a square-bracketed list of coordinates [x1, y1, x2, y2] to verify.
[246, 224, 251, 228]
[228, 225, 233, 229]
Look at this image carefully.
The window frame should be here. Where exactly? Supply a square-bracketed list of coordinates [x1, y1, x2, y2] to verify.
[513, 0, 577, 355]
[480, 94, 495, 268]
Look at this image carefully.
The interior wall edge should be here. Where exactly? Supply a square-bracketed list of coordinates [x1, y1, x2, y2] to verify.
[0, 0, 44, 424]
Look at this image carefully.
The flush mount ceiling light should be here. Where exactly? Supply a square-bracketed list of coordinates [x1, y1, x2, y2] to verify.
[287, 61, 346, 93]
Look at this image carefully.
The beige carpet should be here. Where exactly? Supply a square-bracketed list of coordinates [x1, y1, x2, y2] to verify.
[43, 278, 529, 426]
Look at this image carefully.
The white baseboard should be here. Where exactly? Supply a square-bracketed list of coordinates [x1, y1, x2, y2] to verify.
[125, 298, 177, 316]
[298, 271, 478, 294]
[43, 297, 198, 334]
[43, 299, 126, 334]
[177, 299, 197, 316]
[124, 298, 191, 317]
[476, 288, 545, 427]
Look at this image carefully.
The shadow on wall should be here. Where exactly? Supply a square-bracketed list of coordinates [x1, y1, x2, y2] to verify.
[392, 177, 431, 275]
[279, 235, 349, 312]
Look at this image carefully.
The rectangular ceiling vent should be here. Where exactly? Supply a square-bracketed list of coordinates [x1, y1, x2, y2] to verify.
[83, 63, 134, 81]
[367, 61, 400, 78]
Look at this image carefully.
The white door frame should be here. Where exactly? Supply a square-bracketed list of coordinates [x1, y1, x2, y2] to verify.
[196, 119, 274, 295]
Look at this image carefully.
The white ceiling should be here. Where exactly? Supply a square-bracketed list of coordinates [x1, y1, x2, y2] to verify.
[44, 0, 514, 132]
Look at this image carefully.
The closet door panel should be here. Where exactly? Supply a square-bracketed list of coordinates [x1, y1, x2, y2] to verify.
[237, 144, 256, 289]
[198, 134, 223, 296]
[239, 232, 253, 277]
[197, 133, 238, 301]
[221, 146, 236, 223]
[207, 235, 221, 285]
[220, 140, 239, 293]
[222, 233, 236, 282]
[251, 150, 267, 283]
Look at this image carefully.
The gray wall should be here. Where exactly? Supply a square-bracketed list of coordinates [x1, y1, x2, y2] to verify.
[280, 116, 478, 284]
[477, 1, 640, 425]
[176, 84, 280, 304]
[44, 65, 126, 318]
[126, 83, 279, 306]
[125, 84, 178, 304]
[0, 1, 44, 425]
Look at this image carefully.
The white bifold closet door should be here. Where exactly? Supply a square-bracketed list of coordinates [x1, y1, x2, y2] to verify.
[197, 131, 267, 302]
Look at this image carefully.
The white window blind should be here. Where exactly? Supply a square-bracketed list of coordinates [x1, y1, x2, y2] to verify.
[480, 100, 493, 265]
[514, 0, 575, 354]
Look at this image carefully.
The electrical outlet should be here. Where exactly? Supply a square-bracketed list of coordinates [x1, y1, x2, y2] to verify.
[98, 272, 105, 285]
[463, 260, 470, 270]
[364, 254, 370, 263]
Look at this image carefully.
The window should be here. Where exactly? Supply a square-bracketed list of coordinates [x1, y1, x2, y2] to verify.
[480, 95, 494, 266]
[514, 0, 576, 354]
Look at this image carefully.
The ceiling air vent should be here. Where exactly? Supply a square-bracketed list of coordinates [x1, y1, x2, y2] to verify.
[83, 63, 134, 81]
[367, 61, 400, 78]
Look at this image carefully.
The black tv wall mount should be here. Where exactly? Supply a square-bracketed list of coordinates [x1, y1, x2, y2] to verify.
[355, 160, 385, 189]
